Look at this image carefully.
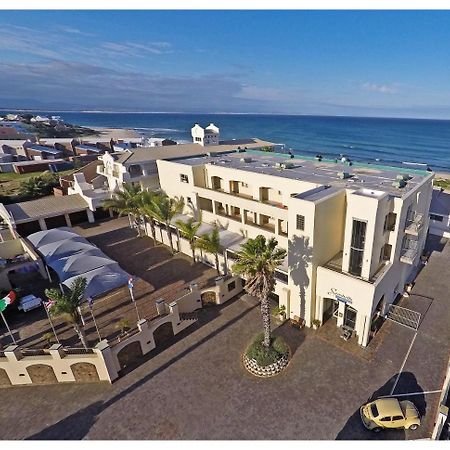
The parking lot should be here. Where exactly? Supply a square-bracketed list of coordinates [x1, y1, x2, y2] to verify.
[0, 227, 448, 440]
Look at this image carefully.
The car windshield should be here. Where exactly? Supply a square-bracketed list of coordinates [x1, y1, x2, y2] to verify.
[370, 403, 379, 417]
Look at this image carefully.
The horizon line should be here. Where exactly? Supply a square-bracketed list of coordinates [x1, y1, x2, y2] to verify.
[1, 108, 450, 122]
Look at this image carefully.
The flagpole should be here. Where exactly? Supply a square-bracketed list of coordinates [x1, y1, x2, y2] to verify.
[128, 278, 140, 321]
[0, 311, 16, 345]
[42, 301, 59, 344]
[86, 297, 101, 342]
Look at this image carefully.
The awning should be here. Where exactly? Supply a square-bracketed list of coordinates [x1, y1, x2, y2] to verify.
[218, 229, 245, 249]
[195, 223, 215, 237]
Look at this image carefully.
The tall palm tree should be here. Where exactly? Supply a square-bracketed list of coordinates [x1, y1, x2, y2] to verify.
[102, 184, 143, 236]
[44, 276, 89, 349]
[176, 217, 202, 261]
[196, 226, 222, 275]
[138, 190, 161, 242]
[149, 193, 184, 253]
[232, 235, 286, 348]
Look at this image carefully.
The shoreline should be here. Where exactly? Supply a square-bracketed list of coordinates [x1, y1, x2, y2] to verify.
[82, 126, 141, 141]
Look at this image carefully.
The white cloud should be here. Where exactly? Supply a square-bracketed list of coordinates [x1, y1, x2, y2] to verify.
[362, 82, 398, 94]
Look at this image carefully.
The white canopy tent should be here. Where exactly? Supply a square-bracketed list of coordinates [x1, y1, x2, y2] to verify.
[37, 236, 92, 261]
[63, 265, 130, 299]
[27, 227, 80, 248]
[50, 254, 119, 282]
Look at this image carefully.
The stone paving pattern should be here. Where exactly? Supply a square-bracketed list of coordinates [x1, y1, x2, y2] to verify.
[0, 223, 448, 440]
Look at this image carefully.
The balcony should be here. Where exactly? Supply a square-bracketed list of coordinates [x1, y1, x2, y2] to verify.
[193, 186, 288, 221]
[217, 209, 242, 223]
[400, 246, 418, 265]
[244, 218, 276, 233]
[404, 213, 425, 236]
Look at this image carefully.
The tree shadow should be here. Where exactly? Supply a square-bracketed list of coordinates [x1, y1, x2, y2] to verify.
[26, 297, 259, 440]
[336, 371, 426, 440]
[288, 235, 313, 321]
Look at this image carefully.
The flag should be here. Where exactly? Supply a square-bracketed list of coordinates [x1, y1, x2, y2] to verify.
[127, 277, 134, 290]
[0, 291, 16, 313]
[87, 296, 94, 309]
[43, 299, 55, 311]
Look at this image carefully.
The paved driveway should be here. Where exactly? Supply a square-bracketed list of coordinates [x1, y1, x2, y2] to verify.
[0, 236, 448, 440]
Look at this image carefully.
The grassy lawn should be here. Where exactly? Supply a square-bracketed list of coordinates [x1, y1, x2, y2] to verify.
[0, 169, 75, 199]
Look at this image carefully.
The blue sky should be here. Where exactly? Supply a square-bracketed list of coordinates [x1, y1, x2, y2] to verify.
[1, 10, 450, 118]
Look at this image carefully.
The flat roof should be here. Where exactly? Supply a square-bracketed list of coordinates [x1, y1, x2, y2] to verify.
[176, 150, 432, 197]
[26, 144, 62, 155]
[116, 138, 275, 165]
[5, 194, 89, 223]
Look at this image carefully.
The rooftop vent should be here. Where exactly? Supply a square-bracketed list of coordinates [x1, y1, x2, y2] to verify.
[337, 171, 352, 179]
[392, 179, 407, 188]
[276, 161, 295, 169]
[240, 157, 252, 163]
[396, 173, 411, 181]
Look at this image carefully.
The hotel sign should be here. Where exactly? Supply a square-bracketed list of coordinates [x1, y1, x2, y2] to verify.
[327, 288, 352, 304]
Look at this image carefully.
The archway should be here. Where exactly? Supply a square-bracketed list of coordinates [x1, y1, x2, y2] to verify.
[116, 341, 143, 370]
[153, 322, 175, 347]
[26, 364, 57, 384]
[71, 362, 100, 382]
[201, 290, 217, 306]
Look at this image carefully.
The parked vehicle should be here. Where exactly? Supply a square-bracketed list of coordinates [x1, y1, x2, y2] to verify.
[360, 398, 420, 432]
[18, 294, 42, 312]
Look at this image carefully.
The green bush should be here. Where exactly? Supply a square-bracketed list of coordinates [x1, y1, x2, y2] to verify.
[246, 333, 289, 367]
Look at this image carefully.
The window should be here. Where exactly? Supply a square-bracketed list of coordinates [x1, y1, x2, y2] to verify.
[180, 174, 189, 183]
[349, 219, 366, 276]
[370, 404, 379, 417]
[380, 417, 392, 422]
[380, 243, 392, 262]
[296, 214, 305, 231]
[430, 214, 443, 222]
[392, 415, 404, 421]
[384, 212, 397, 231]
[227, 281, 236, 292]
[275, 270, 288, 284]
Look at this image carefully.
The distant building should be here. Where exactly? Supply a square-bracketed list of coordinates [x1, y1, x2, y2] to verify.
[191, 123, 220, 146]
[23, 143, 64, 160]
[429, 189, 450, 238]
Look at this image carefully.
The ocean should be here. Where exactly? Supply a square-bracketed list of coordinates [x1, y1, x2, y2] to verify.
[30, 112, 450, 172]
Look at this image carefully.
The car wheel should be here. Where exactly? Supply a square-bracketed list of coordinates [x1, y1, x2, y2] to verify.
[408, 424, 419, 431]
[372, 427, 382, 433]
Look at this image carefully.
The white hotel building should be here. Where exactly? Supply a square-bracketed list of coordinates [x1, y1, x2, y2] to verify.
[155, 133, 434, 347]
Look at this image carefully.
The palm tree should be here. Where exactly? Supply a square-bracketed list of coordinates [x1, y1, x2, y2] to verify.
[102, 184, 143, 236]
[44, 276, 89, 349]
[196, 226, 222, 275]
[176, 217, 201, 261]
[149, 193, 184, 253]
[232, 235, 286, 348]
[137, 190, 161, 242]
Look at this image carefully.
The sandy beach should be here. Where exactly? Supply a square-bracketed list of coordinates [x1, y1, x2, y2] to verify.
[83, 126, 141, 141]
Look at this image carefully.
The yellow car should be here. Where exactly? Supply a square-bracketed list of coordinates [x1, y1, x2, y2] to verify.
[360, 398, 421, 432]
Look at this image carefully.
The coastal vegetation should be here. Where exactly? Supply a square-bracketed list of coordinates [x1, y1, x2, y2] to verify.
[0, 169, 74, 204]
[434, 178, 450, 191]
[195, 225, 222, 275]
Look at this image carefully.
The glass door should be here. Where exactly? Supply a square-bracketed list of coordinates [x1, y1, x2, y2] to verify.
[344, 306, 357, 330]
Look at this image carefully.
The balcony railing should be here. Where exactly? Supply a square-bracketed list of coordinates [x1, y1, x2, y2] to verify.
[244, 219, 276, 233]
[405, 213, 424, 235]
[217, 210, 242, 223]
[400, 246, 418, 265]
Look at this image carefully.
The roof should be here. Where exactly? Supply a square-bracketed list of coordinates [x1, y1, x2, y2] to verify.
[5, 194, 89, 223]
[25, 144, 62, 155]
[115, 138, 275, 165]
[75, 144, 102, 152]
[373, 399, 403, 417]
[177, 150, 432, 198]
[60, 160, 103, 184]
[430, 189, 450, 216]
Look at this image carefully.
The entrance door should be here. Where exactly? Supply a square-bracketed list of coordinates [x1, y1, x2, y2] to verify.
[344, 306, 357, 330]
[332, 301, 340, 318]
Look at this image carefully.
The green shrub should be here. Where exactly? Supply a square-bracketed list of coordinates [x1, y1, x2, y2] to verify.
[246, 333, 289, 366]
